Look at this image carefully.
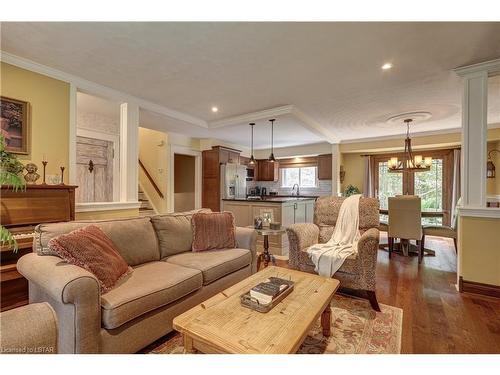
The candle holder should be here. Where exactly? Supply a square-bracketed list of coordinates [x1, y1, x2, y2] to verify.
[41, 161, 48, 184]
[60, 166, 65, 185]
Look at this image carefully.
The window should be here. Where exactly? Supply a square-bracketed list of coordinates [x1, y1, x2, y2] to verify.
[377, 161, 403, 210]
[414, 159, 443, 225]
[373, 150, 454, 226]
[281, 166, 317, 188]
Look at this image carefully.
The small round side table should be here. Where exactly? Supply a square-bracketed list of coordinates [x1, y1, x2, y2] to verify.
[249, 226, 286, 270]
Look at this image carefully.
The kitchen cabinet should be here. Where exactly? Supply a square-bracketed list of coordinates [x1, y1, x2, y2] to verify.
[202, 145, 242, 211]
[221, 198, 315, 256]
[318, 154, 332, 180]
[256, 159, 279, 181]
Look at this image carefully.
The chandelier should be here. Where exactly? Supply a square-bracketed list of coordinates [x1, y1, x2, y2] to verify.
[387, 119, 432, 173]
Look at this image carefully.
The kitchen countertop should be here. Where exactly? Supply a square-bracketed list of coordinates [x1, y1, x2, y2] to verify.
[222, 196, 317, 203]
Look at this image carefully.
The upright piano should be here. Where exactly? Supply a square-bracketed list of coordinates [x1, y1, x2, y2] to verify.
[0, 184, 77, 311]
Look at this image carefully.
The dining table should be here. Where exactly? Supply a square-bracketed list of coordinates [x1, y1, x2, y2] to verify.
[379, 209, 445, 218]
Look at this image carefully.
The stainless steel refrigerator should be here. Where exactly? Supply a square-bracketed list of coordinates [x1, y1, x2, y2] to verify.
[220, 163, 247, 200]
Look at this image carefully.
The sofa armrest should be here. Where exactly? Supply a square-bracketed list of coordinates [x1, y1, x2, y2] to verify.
[235, 227, 257, 273]
[355, 227, 380, 291]
[286, 223, 320, 269]
[17, 253, 101, 353]
[0, 302, 58, 354]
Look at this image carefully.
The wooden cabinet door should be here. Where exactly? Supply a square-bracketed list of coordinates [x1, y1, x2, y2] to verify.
[305, 201, 315, 222]
[202, 176, 220, 211]
[202, 150, 219, 178]
[294, 202, 306, 223]
[318, 154, 332, 180]
[256, 160, 278, 181]
[219, 149, 230, 164]
[228, 152, 239, 164]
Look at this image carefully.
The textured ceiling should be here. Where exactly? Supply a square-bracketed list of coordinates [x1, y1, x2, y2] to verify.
[2, 22, 500, 147]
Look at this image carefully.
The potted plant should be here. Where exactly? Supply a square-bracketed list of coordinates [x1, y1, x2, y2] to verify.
[0, 134, 26, 251]
[344, 184, 361, 197]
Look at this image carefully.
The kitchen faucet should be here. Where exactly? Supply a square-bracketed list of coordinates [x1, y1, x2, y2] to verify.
[291, 183, 300, 196]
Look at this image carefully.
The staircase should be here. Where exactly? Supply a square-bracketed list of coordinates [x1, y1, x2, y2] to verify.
[138, 186, 156, 216]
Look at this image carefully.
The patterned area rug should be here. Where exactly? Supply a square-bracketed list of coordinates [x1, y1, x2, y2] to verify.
[142, 294, 402, 354]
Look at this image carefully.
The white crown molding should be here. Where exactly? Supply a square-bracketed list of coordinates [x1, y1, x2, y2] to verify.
[458, 206, 500, 219]
[454, 58, 500, 77]
[208, 105, 294, 128]
[291, 107, 339, 144]
[0, 51, 208, 128]
[76, 201, 141, 213]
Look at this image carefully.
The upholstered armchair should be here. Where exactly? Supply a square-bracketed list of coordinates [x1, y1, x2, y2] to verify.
[286, 196, 381, 311]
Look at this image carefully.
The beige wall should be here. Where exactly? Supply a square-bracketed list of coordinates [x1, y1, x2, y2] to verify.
[487, 140, 500, 196]
[340, 153, 365, 194]
[1, 62, 69, 176]
[138, 127, 169, 214]
[458, 216, 500, 286]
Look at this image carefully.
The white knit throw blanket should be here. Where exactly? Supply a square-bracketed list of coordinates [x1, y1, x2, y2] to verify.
[307, 194, 361, 277]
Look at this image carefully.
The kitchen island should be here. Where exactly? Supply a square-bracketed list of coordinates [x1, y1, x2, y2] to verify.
[221, 196, 316, 257]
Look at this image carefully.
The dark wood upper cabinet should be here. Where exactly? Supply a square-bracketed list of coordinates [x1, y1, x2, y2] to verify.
[318, 154, 332, 180]
[256, 160, 279, 182]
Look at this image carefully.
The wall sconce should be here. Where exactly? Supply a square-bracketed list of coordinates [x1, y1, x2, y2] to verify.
[487, 149, 499, 178]
[339, 165, 345, 184]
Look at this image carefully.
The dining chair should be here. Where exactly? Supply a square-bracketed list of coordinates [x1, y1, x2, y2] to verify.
[388, 195, 424, 263]
[422, 198, 460, 253]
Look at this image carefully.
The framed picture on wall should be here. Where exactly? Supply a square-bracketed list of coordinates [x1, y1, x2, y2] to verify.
[0, 96, 30, 154]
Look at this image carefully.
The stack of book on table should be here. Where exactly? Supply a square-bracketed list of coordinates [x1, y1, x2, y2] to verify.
[249, 277, 291, 306]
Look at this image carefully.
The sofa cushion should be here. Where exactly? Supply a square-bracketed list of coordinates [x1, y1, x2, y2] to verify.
[101, 261, 202, 329]
[151, 209, 211, 258]
[191, 211, 236, 252]
[164, 248, 251, 285]
[48, 225, 133, 293]
[35, 217, 160, 266]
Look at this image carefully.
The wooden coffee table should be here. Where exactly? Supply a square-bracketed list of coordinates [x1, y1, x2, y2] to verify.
[173, 266, 340, 354]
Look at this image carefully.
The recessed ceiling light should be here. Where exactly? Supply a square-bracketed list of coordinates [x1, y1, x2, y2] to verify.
[381, 63, 393, 70]
[211, 106, 218, 113]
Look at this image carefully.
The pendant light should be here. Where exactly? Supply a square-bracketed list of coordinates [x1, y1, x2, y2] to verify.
[248, 122, 256, 166]
[268, 118, 276, 162]
[387, 119, 432, 173]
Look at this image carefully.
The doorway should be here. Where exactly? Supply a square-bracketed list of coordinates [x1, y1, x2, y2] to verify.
[174, 154, 196, 212]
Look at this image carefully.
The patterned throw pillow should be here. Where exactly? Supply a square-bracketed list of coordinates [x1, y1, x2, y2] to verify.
[191, 212, 236, 252]
[48, 225, 133, 293]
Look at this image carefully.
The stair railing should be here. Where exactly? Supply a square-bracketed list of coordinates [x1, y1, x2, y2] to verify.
[138, 159, 164, 199]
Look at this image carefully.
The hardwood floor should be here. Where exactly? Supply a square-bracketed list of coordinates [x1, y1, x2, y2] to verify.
[272, 233, 500, 354]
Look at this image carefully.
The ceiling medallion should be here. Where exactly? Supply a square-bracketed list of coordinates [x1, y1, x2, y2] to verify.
[386, 111, 432, 125]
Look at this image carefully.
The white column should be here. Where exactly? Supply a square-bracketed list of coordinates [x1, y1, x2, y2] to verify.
[460, 71, 488, 207]
[120, 102, 139, 202]
[68, 84, 77, 185]
[331, 143, 341, 196]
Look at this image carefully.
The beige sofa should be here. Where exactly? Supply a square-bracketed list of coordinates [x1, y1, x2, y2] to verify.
[17, 210, 257, 354]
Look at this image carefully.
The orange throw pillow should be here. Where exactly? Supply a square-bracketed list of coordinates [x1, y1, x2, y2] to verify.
[191, 212, 236, 252]
[48, 225, 132, 293]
